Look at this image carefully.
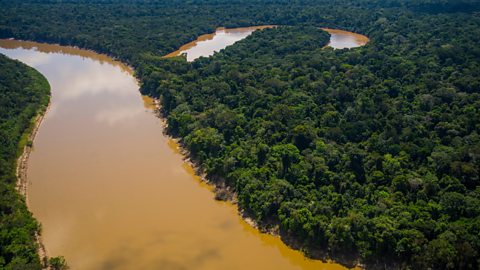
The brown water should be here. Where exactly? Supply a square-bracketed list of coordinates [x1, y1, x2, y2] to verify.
[0, 39, 352, 270]
[321, 28, 369, 49]
[164, 26, 275, 61]
[165, 26, 368, 61]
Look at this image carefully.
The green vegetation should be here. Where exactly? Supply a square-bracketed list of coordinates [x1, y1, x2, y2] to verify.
[141, 23, 480, 268]
[0, 54, 49, 269]
[1, 0, 479, 268]
[48, 256, 68, 270]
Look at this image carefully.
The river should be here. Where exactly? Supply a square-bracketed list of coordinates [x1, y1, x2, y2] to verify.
[0, 38, 355, 270]
[321, 28, 370, 49]
[165, 26, 368, 61]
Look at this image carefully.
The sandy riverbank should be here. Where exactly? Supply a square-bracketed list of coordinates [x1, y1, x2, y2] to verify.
[15, 101, 51, 268]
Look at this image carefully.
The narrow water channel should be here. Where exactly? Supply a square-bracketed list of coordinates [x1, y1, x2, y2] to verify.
[164, 26, 369, 62]
[164, 26, 275, 61]
[321, 28, 370, 49]
[0, 39, 352, 270]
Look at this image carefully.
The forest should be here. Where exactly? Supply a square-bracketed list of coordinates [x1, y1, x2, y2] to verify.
[0, 0, 479, 269]
[0, 54, 49, 269]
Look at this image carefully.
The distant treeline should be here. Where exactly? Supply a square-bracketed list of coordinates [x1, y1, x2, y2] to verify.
[0, 0, 479, 269]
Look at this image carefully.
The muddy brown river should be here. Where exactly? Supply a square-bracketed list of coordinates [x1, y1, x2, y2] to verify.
[321, 28, 370, 49]
[165, 26, 368, 61]
[0, 27, 367, 269]
[0, 40, 348, 270]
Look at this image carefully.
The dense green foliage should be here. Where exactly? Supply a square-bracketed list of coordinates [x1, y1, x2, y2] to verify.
[0, 54, 49, 269]
[0, 0, 423, 65]
[48, 256, 69, 270]
[1, 0, 479, 268]
[141, 22, 480, 268]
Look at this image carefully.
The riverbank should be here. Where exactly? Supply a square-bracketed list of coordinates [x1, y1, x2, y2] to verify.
[153, 26, 368, 268]
[0, 53, 51, 269]
[15, 101, 51, 267]
[151, 98, 362, 269]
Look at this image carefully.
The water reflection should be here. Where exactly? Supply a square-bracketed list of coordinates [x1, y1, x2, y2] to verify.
[95, 106, 144, 126]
